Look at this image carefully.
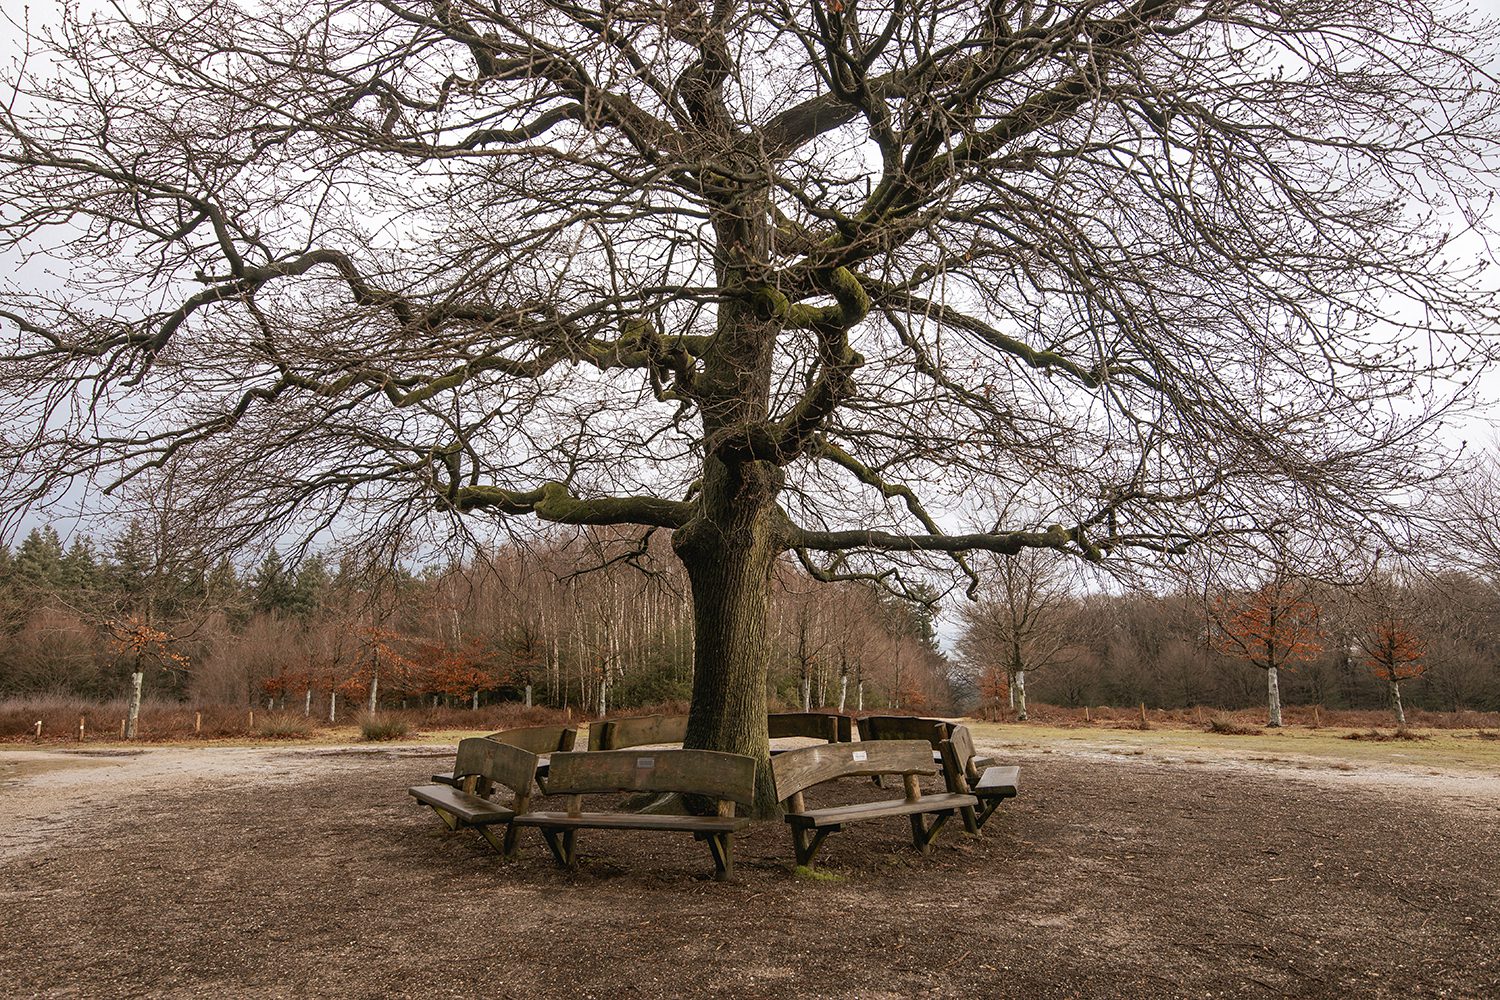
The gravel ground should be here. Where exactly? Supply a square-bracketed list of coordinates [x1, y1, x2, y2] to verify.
[1, 739, 1497, 999]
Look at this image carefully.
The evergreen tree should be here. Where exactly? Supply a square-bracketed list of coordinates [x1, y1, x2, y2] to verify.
[252, 550, 297, 615]
[13, 526, 65, 594]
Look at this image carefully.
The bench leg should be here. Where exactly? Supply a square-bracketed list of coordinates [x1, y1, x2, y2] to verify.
[540, 828, 578, 869]
[909, 810, 953, 854]
[500, 822, 523, 859]
[960, 803, 981, 837]
[976, 797, 1004, 830]
[792, 826, 833, 868]
[702, 833, 734, 881]
[476, 824, 517, 858]
[427, 805, 460, 831]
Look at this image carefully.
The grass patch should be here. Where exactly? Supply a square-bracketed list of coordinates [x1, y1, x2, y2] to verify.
[255, 715, 314, 740]
[792, 865, 843, 882]
[1471, 730, 1500, 742]
[357, 714, 411, 742]
[1342, 728, 1432, 743]
[1207, 716, 1263, 736]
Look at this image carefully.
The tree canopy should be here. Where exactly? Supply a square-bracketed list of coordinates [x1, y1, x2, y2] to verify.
[3, 0, 1498, 805]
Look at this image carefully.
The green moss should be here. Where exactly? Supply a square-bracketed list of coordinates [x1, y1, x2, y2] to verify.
[792, 865, 843, 882]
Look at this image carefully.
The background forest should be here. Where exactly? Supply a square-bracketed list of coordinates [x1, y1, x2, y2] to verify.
[4, 518, 1498, 724]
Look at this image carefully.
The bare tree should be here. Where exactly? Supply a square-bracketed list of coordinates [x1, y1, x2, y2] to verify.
[957, 549, 1072, 720]
[3, 1, 1497, 809]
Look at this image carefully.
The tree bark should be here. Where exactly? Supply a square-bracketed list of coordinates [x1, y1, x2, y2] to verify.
[367, 659, 379, 714]
[1392, 679, 1406, 727]
[1015, 669, 1028, 722]
[1266, 666, 1283, 728]
[524, 683, 532, 708]
[125, 669, 144, 740]
[328, 690, 337, 723]
[837, 671, 848, 712]
[303, 688, 311, 717]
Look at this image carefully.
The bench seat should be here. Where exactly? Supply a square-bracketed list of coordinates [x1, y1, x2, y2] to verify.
[786, 791, 976, 829]
[975, 765, 1020, 798]
[408, 783, 516, 825]
[514, 812, 749, 833]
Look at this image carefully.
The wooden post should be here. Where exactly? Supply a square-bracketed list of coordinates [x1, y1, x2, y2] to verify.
[249, 709, 255, 730]
[1139, 702, 1147, 725]
[34, 720, 42, 739]
[1084, 706, 1091, 723]
[120, 718, 127, 738]
[195, 711, 202, 735]
[1313, 705, 1321, 729]
[78, 716, 85, 741]
[902, 773, 921, 803]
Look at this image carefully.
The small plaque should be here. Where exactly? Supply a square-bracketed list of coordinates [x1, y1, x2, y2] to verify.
[852, 750, 868, 762]
[636, 757, 656, 769]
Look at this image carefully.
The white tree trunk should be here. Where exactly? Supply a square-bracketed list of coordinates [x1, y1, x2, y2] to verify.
[524, 683, 533, 708]
[837, 673, 848, 712]
[303, 688, 311, 717]
[1267, 667, 1283, 728]
[801, 674, 811, 712]
[596, 671, 607, 718]
[856, 679, 864, 712]
[125, 670, 144, 740]
[328, 690, 337, 723]
[367, 662, 379, 714]
[1392, 680, 1406, 726]
[471, 689, 479, 711]
[1008, 675, 1016, 709]
[1015, 669, 1028, 721]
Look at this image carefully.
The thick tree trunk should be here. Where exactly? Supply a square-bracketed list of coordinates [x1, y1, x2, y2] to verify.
[1266, 666, 1283, 728]
[674, 464, 781, 816]
[1391, 680, 1406, 727]
[837, 671, 848, 712]
[1015, 669, 1028, 722]
[524, 683, 532, 708]
[124, 669, 144, 740]
[800, 673, 811, 712]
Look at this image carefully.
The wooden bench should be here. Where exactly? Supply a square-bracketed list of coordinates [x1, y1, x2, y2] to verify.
[939, 724, 1020, 833]
[513, 749, 756, 880]
[408, 737, 538, 857]
[586, 713, 689, 751]
[771, 740, 977, 869]
[768, 711, 852, 748]
[431, 724, 579, 787]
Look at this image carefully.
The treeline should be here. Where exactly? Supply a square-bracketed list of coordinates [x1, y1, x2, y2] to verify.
[954, 551, 1500, 718]
[0, 523, 951, 716]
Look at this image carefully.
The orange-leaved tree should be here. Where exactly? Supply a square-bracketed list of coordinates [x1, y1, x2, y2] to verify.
[105, 614, 189, 739]
[1214, 575, 1323, 728]
[1360, 610, 1426, 727]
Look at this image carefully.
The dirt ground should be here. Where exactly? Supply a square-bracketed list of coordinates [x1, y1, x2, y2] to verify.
[1, 731, 1497, 999]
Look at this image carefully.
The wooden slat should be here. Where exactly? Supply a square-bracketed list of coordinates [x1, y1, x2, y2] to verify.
[407, 784, 516, 825]
[587, 714, 690, 751]
[768, 712, 842, 742]
[856, 716, 954, 748]
[975, 765, 1021, 797]
[512, 812, 750, 833]
[449, 737, 539, 795]
[543, 749, 756, 804]
[484, 724, 580, 755]
[771, 740, 936, 802]
[785, 792, 978, 829]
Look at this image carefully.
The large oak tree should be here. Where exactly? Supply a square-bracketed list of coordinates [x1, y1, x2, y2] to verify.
[3, 0, 1497, 808]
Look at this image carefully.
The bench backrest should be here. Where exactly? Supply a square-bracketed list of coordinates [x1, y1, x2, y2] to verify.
[856, 715, 954, 748]
[484, 724, 580, 754]
[451, 737, 541, 801]
[768, 712, 849, 743]
[771, 739, 937, 803]
[587, 713, 690, 752]
[938, 724, 981, 791]
[543, 749, 757, 807]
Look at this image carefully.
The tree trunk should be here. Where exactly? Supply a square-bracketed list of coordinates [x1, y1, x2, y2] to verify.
[367, 660, 379, 714]
[303, 688, 311, 717]
[800, 672, 811, 712]
[524, 683, 532, 708]
[837, 671, 848, 712]
[124, 669, 144, 740]
[673, 464, 781, 816]
[471, 689, 479, 711]
[328, 690, 337, 723]
[1015, 669, 1028, 722]
[1391, 679, 1406, 727]
[857, 678, 864, 712]
[1266, 666, 1283, 728]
